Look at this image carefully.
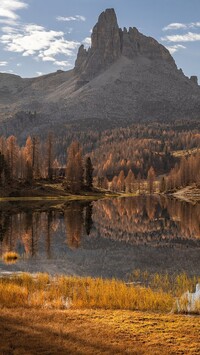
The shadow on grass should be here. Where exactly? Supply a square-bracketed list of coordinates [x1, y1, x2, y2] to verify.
[0, 311, 142, 355]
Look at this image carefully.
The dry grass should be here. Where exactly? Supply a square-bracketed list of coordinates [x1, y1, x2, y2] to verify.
[129, 270, 200, 314]
[1, 273, 200, 314]
[0, 308, 200, 355]
[1, 274, 200, 354]
[2, 251, 19, 264]
[0, 274, 173, 312]
[129, 270, 200, 297]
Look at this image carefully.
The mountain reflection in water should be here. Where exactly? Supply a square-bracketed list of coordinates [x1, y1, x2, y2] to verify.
[0, 197, 200, 278]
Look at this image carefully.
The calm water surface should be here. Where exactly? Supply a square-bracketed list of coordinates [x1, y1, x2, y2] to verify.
[0, 196, 200, 280]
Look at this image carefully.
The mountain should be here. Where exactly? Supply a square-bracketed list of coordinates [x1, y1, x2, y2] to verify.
[0, 8, 200, 139]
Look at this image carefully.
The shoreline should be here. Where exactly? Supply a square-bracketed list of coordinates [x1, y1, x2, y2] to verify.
[0, 180, 119, 201]
[1, 180, 200, 204]
[0, 194, 115, 202]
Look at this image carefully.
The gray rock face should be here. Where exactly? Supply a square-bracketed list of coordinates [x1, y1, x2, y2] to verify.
[190, 76, 198, 85]
[120, 27, 175, 65]
[75, 8, 176, 80]
[75, 9, 121, 79]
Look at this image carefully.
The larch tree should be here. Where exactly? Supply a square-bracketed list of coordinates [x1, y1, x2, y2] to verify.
[32, 136, 40, 179]
[0, 152, 10, 186]
[46, 133, 54, 180]
[102, 176, 109, 190]
[159, 176, 166, 193]
[24, 136, 33, 182]
[137, 172, 141, 194]
[6, 135, 18, 180]
[110, 175, 118, 192]
[147, 166, 156, 194]
[125, 169, 135, 193]
[65, 141, 84, 193]
[117, 170, 125, 192]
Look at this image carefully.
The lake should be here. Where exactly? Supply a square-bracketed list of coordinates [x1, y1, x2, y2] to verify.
[0, 196, 200, 280]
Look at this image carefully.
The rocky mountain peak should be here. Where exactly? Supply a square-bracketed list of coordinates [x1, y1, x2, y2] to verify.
[75, 8, 176, 81]
[1, 8, 200, 137]
[91, 8, 120, 57]
[75, 8, 121, 80]
[119, 26, 174, 64]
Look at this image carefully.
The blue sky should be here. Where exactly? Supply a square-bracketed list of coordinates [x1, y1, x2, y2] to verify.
[0, 0, 200, 81]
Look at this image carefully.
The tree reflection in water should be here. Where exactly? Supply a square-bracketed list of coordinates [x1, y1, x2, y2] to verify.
[64, 202, 93, 248]
[0, 211, 10, 243]
[0, 197, 200, 259]
[92, 196, 200, 246]
[64, 202, 84, 249]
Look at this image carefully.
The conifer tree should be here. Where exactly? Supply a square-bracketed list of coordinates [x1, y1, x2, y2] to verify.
[6, 135, 18, 180]
[159, 176, 166, 193]
[65, 141, 84, 193]
[147, 167, 156, 194]
[46, 133, 54, 180]
[137, 172, 141, 194]
[85, 157, 93, 190]
[117, 170, 125, 192]
[125, 169, 135, 193]
[24, 136, 33, 182]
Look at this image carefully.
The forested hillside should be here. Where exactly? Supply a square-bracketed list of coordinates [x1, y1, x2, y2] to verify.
[0, 119, 199, 196]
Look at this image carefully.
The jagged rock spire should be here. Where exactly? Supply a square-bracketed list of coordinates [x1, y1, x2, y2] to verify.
[75, 8, 176, 81]
[91, 9, 121, 60]
[75, 9, 121, 79]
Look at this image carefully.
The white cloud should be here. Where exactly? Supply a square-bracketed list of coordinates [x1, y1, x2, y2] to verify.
[0, 61, 8, 66]
[1, 26, 18, 33]
[163, 23, 187, 31]
[163, 22, 200, 31]
[162, 32, 200, 42]
[56, 15, 86, 22]
[0, 2, 82, 72]
[0, 0, 28, 24]
[0, 23, 80, 64]
[36, 71, 43, 76]
[39, 55, 55, 62]
[1, 69, 14, 74]
[165, 44, 186, 54]
[82, 37, 91, 48]
[0, 19, 17, 25]
[191, 22, 200, 28]
[53, 60, 71, 67]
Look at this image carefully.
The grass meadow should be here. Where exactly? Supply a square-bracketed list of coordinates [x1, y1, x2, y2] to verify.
[1, 272, 200, 354]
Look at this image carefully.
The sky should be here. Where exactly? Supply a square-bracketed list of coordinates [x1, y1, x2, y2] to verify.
[0, 0, 200, 81]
